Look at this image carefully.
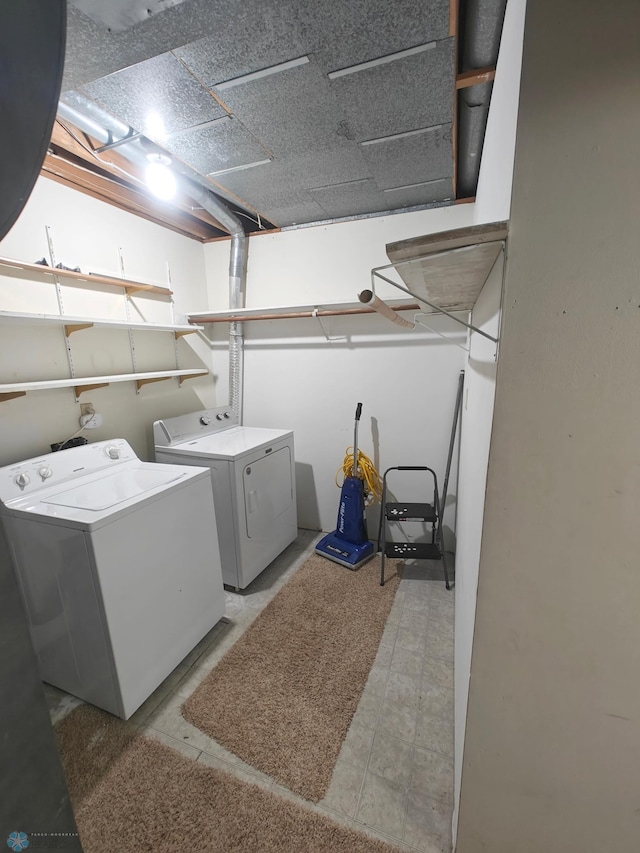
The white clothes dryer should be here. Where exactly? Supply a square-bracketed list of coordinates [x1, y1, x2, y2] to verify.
[154, 407, 297, 590]
[0, 439, 225, 719]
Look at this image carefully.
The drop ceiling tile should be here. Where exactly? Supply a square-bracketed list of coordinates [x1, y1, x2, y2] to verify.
[307, 0, 451, 72]
[380, 178, 454, 209]
[164, 117, 269, 175]
[360, 124, 453, 190]
[308, 179, 390, 219]
[82, 52, 225, 137]
[173, 4, 309, 88]
[214, 60, 347, 158]
[329, 38, 455, 141]
[211, 160, 327, 226]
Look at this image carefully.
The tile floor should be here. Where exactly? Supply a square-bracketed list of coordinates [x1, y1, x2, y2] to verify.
[47, 528, 455, 853]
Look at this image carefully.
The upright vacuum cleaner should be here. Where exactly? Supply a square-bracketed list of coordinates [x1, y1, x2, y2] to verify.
[315, 403, 376, 569]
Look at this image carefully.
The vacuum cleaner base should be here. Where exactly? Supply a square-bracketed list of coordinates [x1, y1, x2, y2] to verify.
[315, 531, 376, 570]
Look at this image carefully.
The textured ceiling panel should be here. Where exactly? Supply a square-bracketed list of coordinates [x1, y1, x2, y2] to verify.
[214, 61, 347, 158]
[212, 160, 327, 226]
[328, 40, 455, 141]
[173, 7, 308, 87]
[81, 52, 226, 137]
[379, 178, 454, 210]
[309, 179, 390, 220]
[360, 124, 453, 190]
[164, 117, 268, 175]
[69, 0, 190, 33]
[306, 0, 451, 73]
[60, 0, 507, 229]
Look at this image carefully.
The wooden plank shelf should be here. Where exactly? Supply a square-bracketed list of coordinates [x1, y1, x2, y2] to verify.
[0, 309, 202, 337]
[0, 369, 208, 402]
[0, 255, 173, 296]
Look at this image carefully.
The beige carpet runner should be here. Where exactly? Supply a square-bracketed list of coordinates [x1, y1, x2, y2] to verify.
[56, 704, 401, 853]
[182, 552, 400, 802]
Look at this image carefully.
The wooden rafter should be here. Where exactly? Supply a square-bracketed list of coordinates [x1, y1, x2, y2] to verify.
[456, 66, 496, 89]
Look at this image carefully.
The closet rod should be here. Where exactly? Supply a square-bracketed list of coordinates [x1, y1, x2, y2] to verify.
[189, 303, 421, 324]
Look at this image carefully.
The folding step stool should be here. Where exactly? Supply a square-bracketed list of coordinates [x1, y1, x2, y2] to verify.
[377, 466, 452, 590]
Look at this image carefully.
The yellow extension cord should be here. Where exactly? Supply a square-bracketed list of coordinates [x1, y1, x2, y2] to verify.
[335, 447, 383, 506]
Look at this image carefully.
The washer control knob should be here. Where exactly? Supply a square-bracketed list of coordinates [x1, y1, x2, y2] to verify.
[106, 446, 120, 459]
[216, 414, 224, 421]
[14, 473, 30, 488]
[223, 411, 231, 419]
[200, 416, 211, 426]
[38, 466, 53, 481]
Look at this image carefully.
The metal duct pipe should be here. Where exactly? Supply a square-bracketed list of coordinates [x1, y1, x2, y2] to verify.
[56, 97, 248, 420]
[456, 0, 507, 197]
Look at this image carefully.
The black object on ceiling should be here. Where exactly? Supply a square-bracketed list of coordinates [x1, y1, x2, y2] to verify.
[0, 0, 67, 240]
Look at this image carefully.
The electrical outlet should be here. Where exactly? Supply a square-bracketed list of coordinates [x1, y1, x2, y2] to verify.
[80, 402, 94, 416]
[80, 413, 103, 429]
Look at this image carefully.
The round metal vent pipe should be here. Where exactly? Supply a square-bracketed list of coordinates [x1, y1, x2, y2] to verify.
[57, 97, 247, 421]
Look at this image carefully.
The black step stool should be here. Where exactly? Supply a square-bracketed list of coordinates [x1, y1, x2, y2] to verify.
[377, 466, 452, 590]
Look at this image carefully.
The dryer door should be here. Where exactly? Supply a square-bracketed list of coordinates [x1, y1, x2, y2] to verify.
[243, 446, 293, 539]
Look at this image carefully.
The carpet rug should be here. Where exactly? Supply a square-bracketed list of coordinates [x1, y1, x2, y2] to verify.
[182, 552, 400, 802]
[56, 705, 401, 853]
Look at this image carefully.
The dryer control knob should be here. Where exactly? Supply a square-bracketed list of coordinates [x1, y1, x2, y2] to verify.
[223, 411, 231, 418]
[106, 446, 120, 459]
[216, 414, 224, 420]
[14, 473, 30, 488]
[200, 416, 211, 426]
[38, 466, 53, 481]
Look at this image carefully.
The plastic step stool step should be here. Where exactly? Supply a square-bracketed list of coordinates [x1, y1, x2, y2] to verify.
[384, 502, 436, 522]
[383, 542, 442, 560]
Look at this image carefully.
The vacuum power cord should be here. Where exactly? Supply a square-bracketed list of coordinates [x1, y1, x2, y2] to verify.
[335, 447, 383, 506]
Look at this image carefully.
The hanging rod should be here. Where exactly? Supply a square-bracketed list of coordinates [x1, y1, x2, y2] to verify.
[187, 301, 421, 324]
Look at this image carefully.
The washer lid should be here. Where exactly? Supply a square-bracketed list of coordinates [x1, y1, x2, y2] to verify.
[167, 426, 292, 460]
[42, 467, 184, 511]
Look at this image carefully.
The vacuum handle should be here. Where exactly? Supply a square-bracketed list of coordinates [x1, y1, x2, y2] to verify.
[397, 466, 428, 471]
[355, 402, 362, 421]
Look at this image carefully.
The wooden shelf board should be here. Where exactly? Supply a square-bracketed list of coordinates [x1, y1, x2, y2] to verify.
[0, 255, 172, 297]
[0, 369, 208, 397]
[0, 309, 201, 334]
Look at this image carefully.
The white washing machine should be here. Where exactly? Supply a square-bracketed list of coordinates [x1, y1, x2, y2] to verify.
[154, 406, 297, 590]
[0, 439, 225, 720]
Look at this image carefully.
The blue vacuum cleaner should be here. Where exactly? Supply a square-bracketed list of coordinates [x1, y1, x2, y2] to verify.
[315, 403, 376, 570]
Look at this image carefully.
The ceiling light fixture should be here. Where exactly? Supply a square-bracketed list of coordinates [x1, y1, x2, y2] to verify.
[327, 42, 436, 80]
[216, 56, 310, 91]
[145, 152, 177, 201]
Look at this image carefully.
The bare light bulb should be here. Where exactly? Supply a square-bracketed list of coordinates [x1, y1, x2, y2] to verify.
[145, 154, 176, 201]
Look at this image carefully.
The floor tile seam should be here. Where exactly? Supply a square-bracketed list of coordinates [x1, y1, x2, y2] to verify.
[356, 620, 401, 820]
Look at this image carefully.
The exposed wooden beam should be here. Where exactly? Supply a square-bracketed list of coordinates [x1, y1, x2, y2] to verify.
[42, 153, 218, 242]
[456, 66, 497, 89]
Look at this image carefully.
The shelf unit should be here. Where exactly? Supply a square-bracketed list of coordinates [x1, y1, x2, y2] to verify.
[0, 250, 209, 403]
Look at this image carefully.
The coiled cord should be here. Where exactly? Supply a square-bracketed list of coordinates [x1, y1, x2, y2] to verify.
[335, 448, 383, 505]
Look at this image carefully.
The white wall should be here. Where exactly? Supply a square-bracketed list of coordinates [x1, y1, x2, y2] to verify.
[452, 1, 526, 839]
[457, 1, 640, 850]
[452, 252, 502, 838]
[204, 205, 476, 535]
[0, 178, 214, 466]
[473, 0, 527, 226]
